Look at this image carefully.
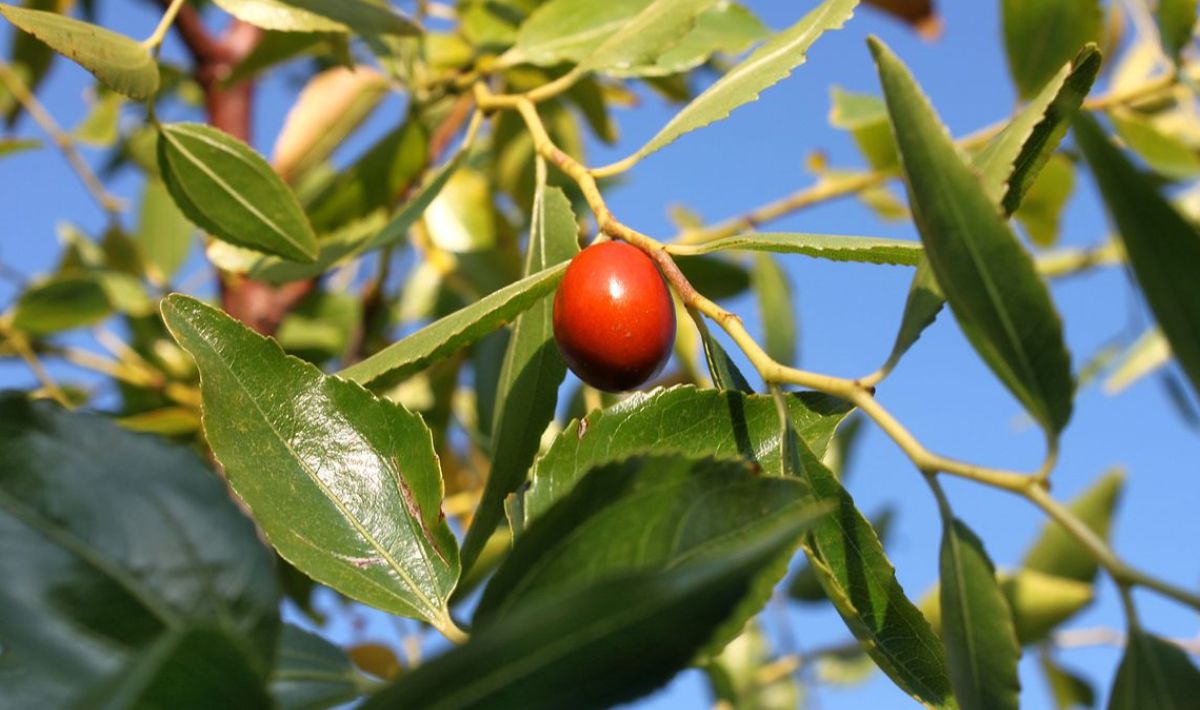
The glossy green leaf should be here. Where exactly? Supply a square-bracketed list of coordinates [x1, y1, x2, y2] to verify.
[0, 3, 159, 99]
[477, 456, 822, 649]
[973, 45, 1099, 215]
[1001, 0, 1101, 99]
[872, 37, 1075, 435]
[680, 231, 922, 265]
[699, 325, 754, 392]
[1014, 154, 1076, 248]
[1157, 0, 1198, 62]
[526, 385, 852, 522]
[1075, 112, 1200, 399]
[137, 178, 194, 285]
[1040, 654, 1096, 710]
[80, 626, 272, 710]
[874, 256, 945, 379]
[936, 508, 1022, 710]
[0, 394, 279, 708]
[271, 625, 367, 710]
[212, 0, 420, 36]
[460, 184, 578, 572]
[1110, 109, 1200, 180]
[161, 295, 461, 633]
[360, 509, 811, 710]
[615, 0, 858, 165]
[1108, 630, 1200, 709]
[1023, 468, 1124, 583]
[752, 253, 797, 366]
[157, 123, 318, 263]
[783, 427, 955, 708]
[829, 85, 897, 170]
[10, 273, 112, 334]
[339, 262, 567, 385]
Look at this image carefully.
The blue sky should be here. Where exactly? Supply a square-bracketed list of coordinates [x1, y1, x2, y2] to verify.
[2, 1, 1198, 708]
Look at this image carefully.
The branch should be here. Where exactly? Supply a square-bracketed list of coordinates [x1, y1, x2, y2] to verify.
[154, 0, 224, 63]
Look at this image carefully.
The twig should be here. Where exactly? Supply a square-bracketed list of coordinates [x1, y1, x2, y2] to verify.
[0, 62, 124, 216]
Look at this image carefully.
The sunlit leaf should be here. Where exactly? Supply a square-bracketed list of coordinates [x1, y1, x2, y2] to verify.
[1104, 328, 1171, 395]
[212, 0, 421, 37]
[0, 3, 159, 99]
[161, 295, 461, 633]
[1014, 154, 1076, 248]
[612, 0, 858, 166]
[157, 122, 319, 263]
[752, 253, 797, 366]
[679, 231, 922, 265]
[137, 178, 194, 286]
[872, 37, 1075, 435]
[1040, 653, 1096, 710]
[1156, 0, 1198, 62]
[1110, 109, 1200, 180]
[1022, 468, 1123, 583]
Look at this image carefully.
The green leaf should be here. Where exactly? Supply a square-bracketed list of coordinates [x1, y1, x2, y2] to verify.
[613, 0, 858, 166]
[1108, 630, 1200, 709]
[338, 262, 568, 386]
[476, 456, 823, 652]
[525, 385, 852, 523]
[1022, 468, 1124, 583]
[790, 506, 894, 602]
[752, 253, 797, 366]
[1075, 112, 1200, 400]
[0, 394, 279, 708]
[271, 625, 366, 710]
[0, 136, 40, 156]
[698, 325, 754, 392]
[1000, 571, 1093, 644]
[580, 0, 712, 74]
[872, 37, 1075, 435]
[829, 85, 897, 170]
[161, 295, 461, 633]
[360, 508, 812, 710]
[459, 184, 578, 572]
[0, 3, 159, 100]
[782, 427, 955, 709]
[72, 89, 122, 146]
[275, 290, 361, 363]
[873, 256, 945, 379]
[80, 626, 272, 710]
[679, 231, 922, 265]
[1001, 0, 1101, 99]
[157, 122, 318, 263]
[10, 273, 112, 334]
[1104, 328, 1170, 395]
[306, 118, 429, 231]
[706, 621, 802, 708]
[253, 138, 448, 285]
[1156, 0, 1198, 62]
[973, 45, 1100, 215]
[1040, 654, 1096, 710]
[513, 0, 764, 77]
[675, 253, 751, 299]
[1109, 109, 1200, 180]
[137, 178, 194, 285]
[936, 508, 1022, 710]
[1014, 154, 1076, 248]
[0, 0, 62, 125]
[212, 0, 421, 37]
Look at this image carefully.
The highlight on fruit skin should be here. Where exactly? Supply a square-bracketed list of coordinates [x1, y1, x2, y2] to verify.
[552, 240, 676, 392]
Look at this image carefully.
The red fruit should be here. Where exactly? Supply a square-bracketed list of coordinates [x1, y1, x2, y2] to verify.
[553, 241, 676, 392]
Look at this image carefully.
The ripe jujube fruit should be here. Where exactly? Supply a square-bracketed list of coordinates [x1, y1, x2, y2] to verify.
[552, 240, 676, 392]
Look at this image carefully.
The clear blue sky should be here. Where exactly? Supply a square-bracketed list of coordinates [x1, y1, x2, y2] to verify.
[2, 1, 1197, 708]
